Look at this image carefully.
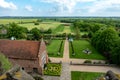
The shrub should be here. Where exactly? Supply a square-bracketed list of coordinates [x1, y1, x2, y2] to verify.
[34, 22, 39, 25]
[84, 60, 92, 64]
[34, 76, 43, 80]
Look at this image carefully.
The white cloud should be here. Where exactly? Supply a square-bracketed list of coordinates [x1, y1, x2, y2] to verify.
[40, 0, 95, 13]
[25, 5, 33, 12]
[88, 0, 120, 13]
[40, 0, 120, 14]
[0, 0, 17, 10]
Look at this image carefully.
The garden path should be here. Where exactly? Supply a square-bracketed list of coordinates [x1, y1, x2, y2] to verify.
[60, 38, 71, 80]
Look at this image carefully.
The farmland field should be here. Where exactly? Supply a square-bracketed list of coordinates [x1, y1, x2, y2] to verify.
[0, 19, 37, 24]
[52, 25, 64, 34]
[19, 22, 61, 30]
[69, 40, 106, 60]
[47, 40, 64, 57]
[63, 26, 72, 34]
[71, 71, 104, 80]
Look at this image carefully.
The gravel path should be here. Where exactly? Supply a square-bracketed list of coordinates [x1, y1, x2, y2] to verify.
[59, 39, 71, 80]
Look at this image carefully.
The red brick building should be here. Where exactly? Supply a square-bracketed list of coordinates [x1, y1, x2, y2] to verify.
[0, 39, 48, 74]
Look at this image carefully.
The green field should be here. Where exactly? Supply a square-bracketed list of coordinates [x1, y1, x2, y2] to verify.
[47, 40, 64, 57]
[69, 40, 106, 60]
[53, 25, 64, 34]
[19, 22, 61, 30]
[0, 19, 37, 24]
[71, 71, 104, 80]
[62, 26, 72, 34]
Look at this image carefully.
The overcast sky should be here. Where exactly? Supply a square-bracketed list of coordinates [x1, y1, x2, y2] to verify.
[0, 0, 120, 16]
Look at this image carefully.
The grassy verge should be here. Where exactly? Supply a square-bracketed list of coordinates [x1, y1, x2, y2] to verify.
[71, 71, 104, 80]
[47, 40, 64, 57]
[44, 63, 62, 76]
[69, 40, 106, 60]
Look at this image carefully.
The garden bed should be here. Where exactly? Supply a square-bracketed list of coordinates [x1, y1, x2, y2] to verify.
[44, 63, 62, 76]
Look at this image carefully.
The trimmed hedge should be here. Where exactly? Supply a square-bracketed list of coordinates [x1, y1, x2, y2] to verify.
[70, 41, 75, 55]
[58, 40, 63, 53]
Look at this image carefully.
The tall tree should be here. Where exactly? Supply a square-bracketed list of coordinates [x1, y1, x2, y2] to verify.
[30, 28, 40, 40]
[111, 39, 120, 64]
[98, 28, 118, 52]
[7, 23, 28, 39]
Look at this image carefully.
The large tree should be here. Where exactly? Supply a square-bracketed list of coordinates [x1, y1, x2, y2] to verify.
[92, 27, 119, 53]
[30, 28, 40, 40]
[111, 39, 120, 64]
[7, 23, 28, 39]
[98, 28, 118, 52]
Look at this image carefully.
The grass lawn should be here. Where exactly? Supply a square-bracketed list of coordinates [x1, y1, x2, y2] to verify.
[44, 63, 62, 76]
[71, 71, 104, 80]
[47, 40, 64, 57]
[69, 40, 106, 60]
[19, 22, 61, 30]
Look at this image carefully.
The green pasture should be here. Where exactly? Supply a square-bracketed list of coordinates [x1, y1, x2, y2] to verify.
[52, 25, 64, 34]
[0, 19, 37, 24]
[19, 22, 61, 30]
[63, 26, 72, 34]
[71, 71, 104, 80]
[47, 40, 64, 57]
[69, 40, 106, 60]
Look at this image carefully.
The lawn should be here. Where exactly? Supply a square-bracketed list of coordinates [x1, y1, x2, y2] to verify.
[19, 22, 61, 30]
[47, 40, 64, 57]
[44, 63, 62, 76]
[71, 71, 104, 80]
[69, 40, 106, 60]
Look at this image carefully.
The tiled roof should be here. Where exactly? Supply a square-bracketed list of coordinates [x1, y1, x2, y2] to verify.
[0, 40, 40, 59]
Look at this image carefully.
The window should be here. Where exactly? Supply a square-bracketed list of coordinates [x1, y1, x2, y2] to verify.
[33, 68, 38, 73]
[22, 67, 24, 70]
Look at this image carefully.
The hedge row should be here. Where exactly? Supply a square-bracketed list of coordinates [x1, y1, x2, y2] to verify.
[70, 41, 75, 55]
[58, 40, 63, 53]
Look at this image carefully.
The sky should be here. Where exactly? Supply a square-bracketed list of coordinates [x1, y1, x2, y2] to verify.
[0, 0, 120, 17]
